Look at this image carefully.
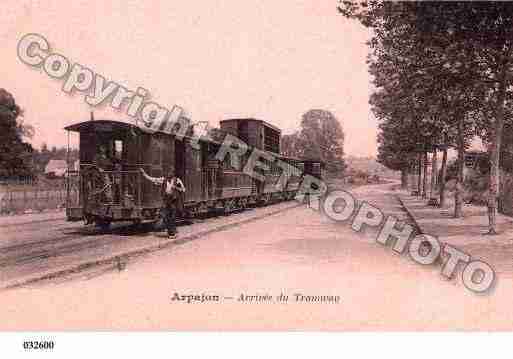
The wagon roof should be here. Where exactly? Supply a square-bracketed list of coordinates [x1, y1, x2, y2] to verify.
[64, 119, 141, 133]
[64, 119, 221, 144]
[220, 118, 282, 133]
[302, 158, 326, 165]
[272, 153, 303, 162]
[65, 119, 320, 163]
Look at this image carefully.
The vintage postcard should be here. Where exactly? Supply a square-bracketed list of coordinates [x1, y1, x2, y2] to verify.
[2, 1, 513, 349]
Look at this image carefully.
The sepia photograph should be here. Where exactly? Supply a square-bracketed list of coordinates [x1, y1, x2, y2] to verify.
[2, 0, 513, 356]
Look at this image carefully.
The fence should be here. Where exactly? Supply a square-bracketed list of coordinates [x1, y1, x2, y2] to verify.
[0, 177, 37, 186]
[0, 179, 78, 215]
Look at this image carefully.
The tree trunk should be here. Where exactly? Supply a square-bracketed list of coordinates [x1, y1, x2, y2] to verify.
[454, 117, 465, 218]
[487, 56, 509, 234]
[422, 151, 428, 199]
[409, 161, 415, 189]
[439, 147, 448, 207]
[417, 153, 422, 195]
[488, 132, 501, 234]
[430, 148, 438, 199]
[401, 168, 408, 188]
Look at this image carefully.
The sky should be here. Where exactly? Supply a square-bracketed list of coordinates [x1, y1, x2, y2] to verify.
[1, 1, 375, 156]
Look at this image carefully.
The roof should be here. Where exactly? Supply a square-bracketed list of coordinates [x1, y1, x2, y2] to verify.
[64, 119, 222, 145]
[273, 152, 303, 162]
[465, 150, 487, 155]
[64, 119, 317, 163]
[220, 118, 282, 133]
[64, 119, 141, 133]
[45, 160, 67, 173]
[302, 159, 326, 167]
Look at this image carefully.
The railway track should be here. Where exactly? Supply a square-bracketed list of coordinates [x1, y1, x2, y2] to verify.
[0, 181, 350, 272]
[0, 219, 130, 254]
[0, 231, 134, 269]
[0, 216, 65, 228]
[0, 201, 303, 288]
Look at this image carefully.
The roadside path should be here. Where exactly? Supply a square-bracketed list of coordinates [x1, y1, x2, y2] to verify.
[398, 194, 513, 275]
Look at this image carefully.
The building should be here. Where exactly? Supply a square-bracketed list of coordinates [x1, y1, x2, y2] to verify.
[499, 150, 513, 215]
[463, 151, 488, 181]
[44, 159, 68, 177]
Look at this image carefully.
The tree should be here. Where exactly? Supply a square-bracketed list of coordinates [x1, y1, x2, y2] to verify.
[296, 109, 346, 175]
[407, 2, 513, 230]
[375, 119, 416, 189]
[0, 89, 34, 178]
[281, 133, 301, 158]
[339, 1, 513, 227]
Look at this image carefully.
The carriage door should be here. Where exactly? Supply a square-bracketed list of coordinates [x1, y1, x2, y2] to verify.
[175, 139, 185, 179]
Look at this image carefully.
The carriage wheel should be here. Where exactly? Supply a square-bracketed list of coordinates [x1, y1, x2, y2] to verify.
[239, 198, 248, 210]
[96, 219, 111, 230]
[223, 199, 235, 214]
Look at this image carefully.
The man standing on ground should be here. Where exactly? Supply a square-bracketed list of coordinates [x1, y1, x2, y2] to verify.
[139, 167, 186, 238]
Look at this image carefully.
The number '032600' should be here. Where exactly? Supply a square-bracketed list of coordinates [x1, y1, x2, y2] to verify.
[23, 341, 55, 350]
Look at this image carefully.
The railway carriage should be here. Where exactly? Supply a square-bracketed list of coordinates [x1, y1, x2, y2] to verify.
[65, 118, 323, 228]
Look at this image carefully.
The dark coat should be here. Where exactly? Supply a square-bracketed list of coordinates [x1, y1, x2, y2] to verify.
[160, 177, 185, 212]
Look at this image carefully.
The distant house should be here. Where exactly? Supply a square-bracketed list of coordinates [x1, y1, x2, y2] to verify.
[500, 150, 513, 216]
[44, 160, 68, 177]
[463, 150, 488, 181]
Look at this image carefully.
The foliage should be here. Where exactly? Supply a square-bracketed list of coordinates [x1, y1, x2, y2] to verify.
[0, 89, 34, 178]
[339, 1, 513, 229]
[280, 109, 346, 176]
[297, 109, 346, 175]
[281, 133, 301, 158]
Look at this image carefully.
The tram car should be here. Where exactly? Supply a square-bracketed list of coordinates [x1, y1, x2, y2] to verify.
[65, 117, 324, 228]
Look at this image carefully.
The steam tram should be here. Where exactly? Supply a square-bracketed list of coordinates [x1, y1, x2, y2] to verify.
[65, 118, 323, 228]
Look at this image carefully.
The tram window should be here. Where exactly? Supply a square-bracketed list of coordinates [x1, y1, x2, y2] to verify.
[223, 153, 231, 170]
[151, 137, 164, 165]
[114, 140, 123, 160]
